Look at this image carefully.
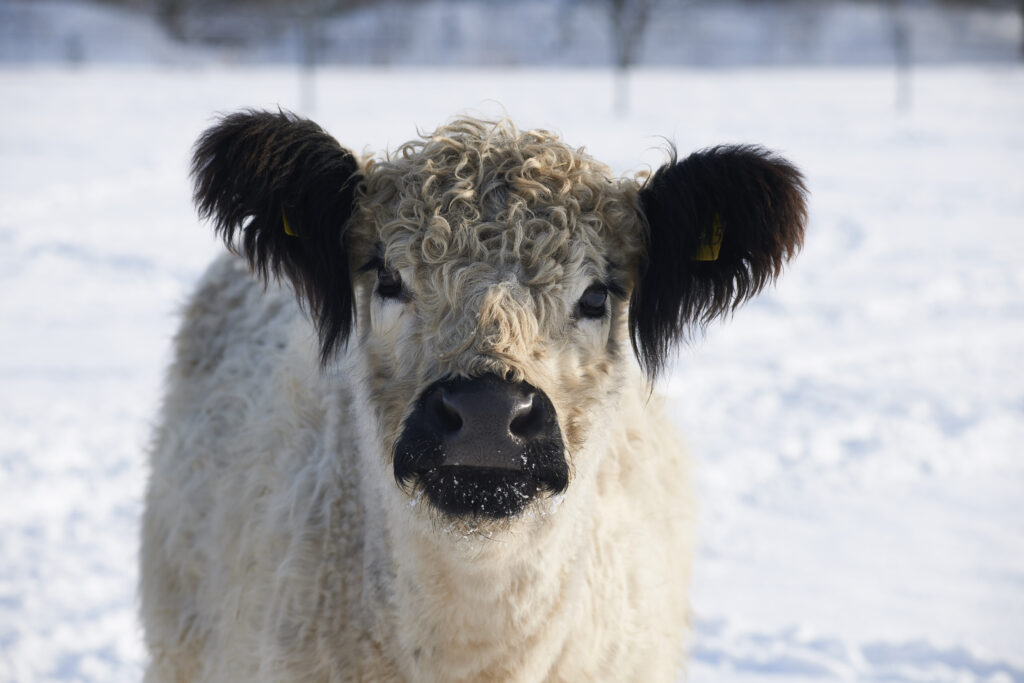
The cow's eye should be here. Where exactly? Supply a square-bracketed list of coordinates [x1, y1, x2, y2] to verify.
[377, 267, 403, 299]
[577, 284, 608, 319]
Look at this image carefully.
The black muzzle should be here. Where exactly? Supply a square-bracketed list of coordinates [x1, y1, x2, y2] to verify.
[394, 374, 568, 518]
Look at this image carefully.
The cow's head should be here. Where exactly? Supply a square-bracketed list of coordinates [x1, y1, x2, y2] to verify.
[192, 111, 806, 522]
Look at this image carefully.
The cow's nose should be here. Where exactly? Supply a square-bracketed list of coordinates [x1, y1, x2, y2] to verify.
[394, 373, 569, 517]
[422, 374, 552, 470]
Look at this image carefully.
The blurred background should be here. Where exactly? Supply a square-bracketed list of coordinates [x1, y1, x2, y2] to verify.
[1, 0, 1021, 66]
[1, 1, 1022, 681]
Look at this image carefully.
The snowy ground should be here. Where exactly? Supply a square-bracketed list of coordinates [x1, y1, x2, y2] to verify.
[1, 66, 1022, 682]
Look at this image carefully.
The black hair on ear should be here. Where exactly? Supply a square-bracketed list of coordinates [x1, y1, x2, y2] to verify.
[631, 144, 807, 379]
[191, 109, 362, 363]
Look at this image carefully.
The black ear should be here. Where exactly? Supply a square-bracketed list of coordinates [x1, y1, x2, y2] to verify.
[631, 145, 807, 379]
[191, 109, 362, 363]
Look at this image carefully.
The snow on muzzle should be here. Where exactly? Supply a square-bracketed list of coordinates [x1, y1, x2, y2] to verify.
[394, 374, 569, 518]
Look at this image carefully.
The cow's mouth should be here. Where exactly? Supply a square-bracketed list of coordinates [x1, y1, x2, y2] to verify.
[394, 374, 569, 519]
[405, 458, 568, 518]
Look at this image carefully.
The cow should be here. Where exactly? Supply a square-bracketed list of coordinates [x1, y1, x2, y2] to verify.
[140, 111, 806, 682]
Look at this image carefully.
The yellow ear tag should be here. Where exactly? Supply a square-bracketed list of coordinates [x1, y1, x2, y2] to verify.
[282, 209, 297, 237]
[694, 213, 724, 262]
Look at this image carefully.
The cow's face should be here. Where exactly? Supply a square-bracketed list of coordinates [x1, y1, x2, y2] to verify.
[347, 120, 641, 519]
[191, 111, 807, 523]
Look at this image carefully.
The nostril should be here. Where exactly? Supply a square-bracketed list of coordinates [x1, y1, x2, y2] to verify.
[433, 388, 464, 434]
[509, 393, 542, 439]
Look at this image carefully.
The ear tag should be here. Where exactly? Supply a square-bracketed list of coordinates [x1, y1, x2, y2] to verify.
[282, 209, 298, 237]
[694, 213, 723, 262]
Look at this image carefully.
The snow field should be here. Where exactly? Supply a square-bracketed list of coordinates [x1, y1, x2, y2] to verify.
[1, 66, 1022, 681]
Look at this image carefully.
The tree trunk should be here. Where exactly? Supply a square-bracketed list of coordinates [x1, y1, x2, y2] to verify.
[608, 0, 650, 117]
[157, 0, 187, 41]
[888, 0, 911, 111]
[299, 8, 319, 116]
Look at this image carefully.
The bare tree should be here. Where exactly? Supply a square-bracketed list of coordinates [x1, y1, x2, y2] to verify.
[93, 0, 187, 39]
[138, 0, 388, 111]
[607, 0, 651, 116]
[293, 0, 386, 113]
[887, 0, 911, 111]
[155, 0, 188, 40]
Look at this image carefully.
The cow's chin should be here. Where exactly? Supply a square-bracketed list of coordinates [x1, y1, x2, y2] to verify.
[393, 436, 570, 522]
[410, 464, 566, 519]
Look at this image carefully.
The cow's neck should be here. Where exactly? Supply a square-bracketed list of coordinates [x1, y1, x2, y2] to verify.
[382, 480, 600, 681]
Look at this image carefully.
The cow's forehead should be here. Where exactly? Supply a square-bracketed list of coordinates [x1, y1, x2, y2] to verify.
[356, 118, 636, 285]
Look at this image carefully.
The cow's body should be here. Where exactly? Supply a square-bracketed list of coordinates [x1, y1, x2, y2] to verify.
[143, 254, 691, 682]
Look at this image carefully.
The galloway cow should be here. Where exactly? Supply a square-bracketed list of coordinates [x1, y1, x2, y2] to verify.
[141, 111, 806, 682]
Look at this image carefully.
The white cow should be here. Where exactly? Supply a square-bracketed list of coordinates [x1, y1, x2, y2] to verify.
[141, 113, 806, 682]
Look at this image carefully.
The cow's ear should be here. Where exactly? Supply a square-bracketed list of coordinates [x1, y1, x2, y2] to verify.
[191, 109, 362, 362]
[630, 145, 807, 379]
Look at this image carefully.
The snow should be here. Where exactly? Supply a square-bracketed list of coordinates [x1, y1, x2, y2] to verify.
[1, 63, 1023, 682]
